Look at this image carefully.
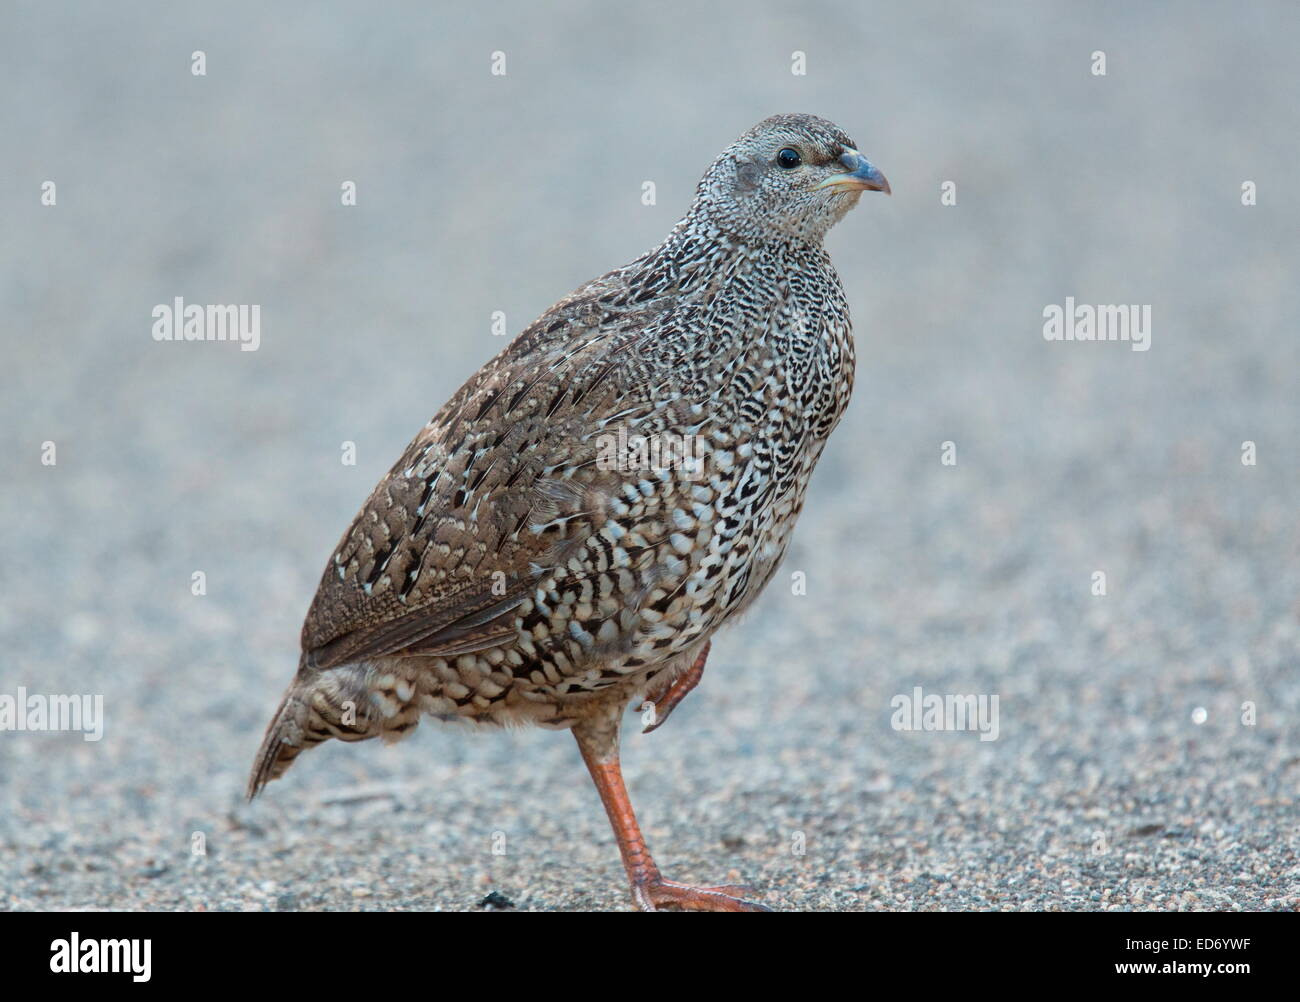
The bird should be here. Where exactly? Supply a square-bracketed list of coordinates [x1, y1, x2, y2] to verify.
[247, 113, 889, 911]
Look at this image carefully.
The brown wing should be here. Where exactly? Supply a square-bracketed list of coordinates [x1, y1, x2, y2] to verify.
[300, 272, 668, 671]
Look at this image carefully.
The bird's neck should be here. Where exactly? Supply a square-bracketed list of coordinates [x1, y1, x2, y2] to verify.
[654, 204, 834, 295]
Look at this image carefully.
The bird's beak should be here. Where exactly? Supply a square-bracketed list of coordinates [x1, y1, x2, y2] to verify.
[816, 148, 891, 195]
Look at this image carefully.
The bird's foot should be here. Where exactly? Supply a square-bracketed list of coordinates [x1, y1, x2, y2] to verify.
[633, 876, 771, 912]
[641, 641, 709, 734]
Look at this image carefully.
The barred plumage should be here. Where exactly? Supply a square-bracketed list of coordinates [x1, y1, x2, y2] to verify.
[249, 113, 889, 911]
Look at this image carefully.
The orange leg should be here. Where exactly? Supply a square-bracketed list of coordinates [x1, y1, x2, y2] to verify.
[574, 720, 770, 912]
[642, 640, 709, 734]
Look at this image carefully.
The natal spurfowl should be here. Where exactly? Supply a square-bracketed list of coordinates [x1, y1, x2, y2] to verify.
[249, 113, 889, 911]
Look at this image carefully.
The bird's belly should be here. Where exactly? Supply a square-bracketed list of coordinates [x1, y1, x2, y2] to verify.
[363, 641, 683, 735]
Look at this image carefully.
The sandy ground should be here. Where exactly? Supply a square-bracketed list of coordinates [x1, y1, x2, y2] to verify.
[2, 1, 1297, 911]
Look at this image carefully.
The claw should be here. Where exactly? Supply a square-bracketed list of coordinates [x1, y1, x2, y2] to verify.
[635, 877, 772, 912]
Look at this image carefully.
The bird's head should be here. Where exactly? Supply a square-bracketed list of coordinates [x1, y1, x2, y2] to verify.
[693, 113, 889, 245]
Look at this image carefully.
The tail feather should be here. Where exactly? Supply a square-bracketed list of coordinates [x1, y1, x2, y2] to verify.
[247, 660, 388, 799]
[247, 686, 313, 799]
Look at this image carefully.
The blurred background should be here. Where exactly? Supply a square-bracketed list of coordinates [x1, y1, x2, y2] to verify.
[2, 1, 1297, 910]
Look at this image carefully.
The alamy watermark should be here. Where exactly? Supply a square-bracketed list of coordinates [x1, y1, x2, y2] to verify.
[890, 685, 999, 742]
[595, 428, 705, 480]
[0, 686, 104, 741]
[1043, 297, 1150, 352]
[152, 297, 261, 351]
[50, 933, 150, 982]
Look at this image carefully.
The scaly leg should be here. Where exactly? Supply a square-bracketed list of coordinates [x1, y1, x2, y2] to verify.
[641, 640, 709, 735]
[573, 712, 769, 912]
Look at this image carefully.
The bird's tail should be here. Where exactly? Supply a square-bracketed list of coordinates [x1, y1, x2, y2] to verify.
[246, 658, 384, 799]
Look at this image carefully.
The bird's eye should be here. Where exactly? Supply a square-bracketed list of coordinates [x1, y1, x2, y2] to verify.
[776, 148, 802, 169]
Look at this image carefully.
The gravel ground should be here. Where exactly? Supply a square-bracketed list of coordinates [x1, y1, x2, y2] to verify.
[2, 2, 1297, 911]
